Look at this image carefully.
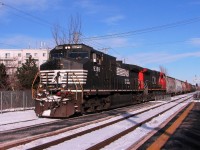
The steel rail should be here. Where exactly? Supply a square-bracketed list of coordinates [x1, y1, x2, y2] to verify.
[18, 95, 191, 150]
[87, 96, 192, 150]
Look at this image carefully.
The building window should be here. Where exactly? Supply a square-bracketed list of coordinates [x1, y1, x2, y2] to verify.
[34, 53, 38, 57]
[18, 53, 21, 57]
[26, 53, 31, 58]
[5, 61, 11, 65]
[5, 53, 10, 58]
[43, 53, 46, 57]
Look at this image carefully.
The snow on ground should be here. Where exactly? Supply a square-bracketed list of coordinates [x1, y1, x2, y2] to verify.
[6, 94, 197, 150]
[47, 98, 193, 150]
[8, 101, 169, 150]
[0, 110, 38, 125]
[103, 100, 192, 150]
[0, 94, 187, 132]
[0, 110, 59, 132]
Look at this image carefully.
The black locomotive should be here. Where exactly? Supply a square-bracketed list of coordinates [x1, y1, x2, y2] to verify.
[32, 44, 191, 118]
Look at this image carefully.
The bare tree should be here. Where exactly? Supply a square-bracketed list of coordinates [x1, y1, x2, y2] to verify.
[52, 23, 61, 45]
[7, 72, 21, 91]
[52, 14, 82, 45]
[5, 57, 21, 90]
[61, 26, 68, 44]
[68, 14, 82, 44]
[159, 65, 168, 76]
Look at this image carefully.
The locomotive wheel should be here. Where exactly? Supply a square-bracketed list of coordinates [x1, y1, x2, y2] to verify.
[102, 96, 111, 109]
[135, 94, 142, 103]
[83, 98, 101, 113]
[132, 94, 139, 104]
[82, 95, 112, 113]
[86, 105, 95, 113]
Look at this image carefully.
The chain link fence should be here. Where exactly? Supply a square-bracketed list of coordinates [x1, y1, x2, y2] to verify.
[0, 90, 34, 114]
[193, 91, 200, 100]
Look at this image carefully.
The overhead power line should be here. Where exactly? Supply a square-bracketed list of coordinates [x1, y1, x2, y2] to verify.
[81, 34, 122, 55]
[0, 1, 53, 27]
[83, 17, 200, 40]
[1, 1, 200, 58]
[2, 1, 200, 43]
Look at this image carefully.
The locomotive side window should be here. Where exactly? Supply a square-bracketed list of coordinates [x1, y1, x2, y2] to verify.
[152, 76, 156, 84]
[92, 53, 101, 64]
[92, 53, 97, 62]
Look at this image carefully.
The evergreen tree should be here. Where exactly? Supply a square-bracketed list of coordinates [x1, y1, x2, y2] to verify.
[16, 56, 39, 89]
[0, 63, 8, 89]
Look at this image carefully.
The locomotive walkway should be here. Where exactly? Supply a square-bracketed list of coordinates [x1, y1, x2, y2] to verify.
[135, 101, 200, 150]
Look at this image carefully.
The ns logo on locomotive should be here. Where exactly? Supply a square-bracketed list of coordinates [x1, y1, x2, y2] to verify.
[32, 44, 196, 118]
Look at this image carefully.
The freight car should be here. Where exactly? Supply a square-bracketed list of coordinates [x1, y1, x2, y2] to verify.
[32, 44, 195, 118]
[166, 76, 195, 95]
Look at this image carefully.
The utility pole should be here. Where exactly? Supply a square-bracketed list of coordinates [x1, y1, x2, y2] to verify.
[193, 75, 200, 87]
[98, 48, 110, 54]
[122, 57, 128, 63]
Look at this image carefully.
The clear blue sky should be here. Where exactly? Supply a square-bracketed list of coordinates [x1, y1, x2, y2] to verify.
[0, 0, 200, 84]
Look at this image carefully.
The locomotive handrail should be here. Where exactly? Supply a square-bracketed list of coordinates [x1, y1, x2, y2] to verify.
[72, 72, 84, 103]
[144, 80, 149, 89]
[45, 72, 48, 90]
[72, 72, 83, 91]
[144, 80, 149, 95]
[71, 72, 83, 101]
[71, 73, 78, 100]
[138, 79, 141, 90]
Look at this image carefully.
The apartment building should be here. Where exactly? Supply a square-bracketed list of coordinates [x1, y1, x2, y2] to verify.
[0, 48, 49, 75]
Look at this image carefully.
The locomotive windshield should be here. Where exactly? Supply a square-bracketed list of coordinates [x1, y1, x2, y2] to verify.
[51, 52, 64, 58]
[50, 44, 90, 60]
[50, 51, 89, 60]
[68, 51, 89, 59]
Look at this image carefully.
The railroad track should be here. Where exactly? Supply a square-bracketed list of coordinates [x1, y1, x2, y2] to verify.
[0, 94, 192, 149]
[0, 119, 38, 126]
[0, 101, 158, 135]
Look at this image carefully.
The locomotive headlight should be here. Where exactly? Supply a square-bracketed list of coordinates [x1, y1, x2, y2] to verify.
[39, 83, 44, 88]
[61, 84, 66, 88]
